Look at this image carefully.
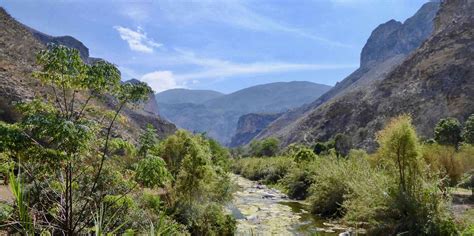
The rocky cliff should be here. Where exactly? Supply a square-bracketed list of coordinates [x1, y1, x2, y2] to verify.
[230, 113, 283, 147]
[0, 8, 176, 140]
[254, 0, 473, 150]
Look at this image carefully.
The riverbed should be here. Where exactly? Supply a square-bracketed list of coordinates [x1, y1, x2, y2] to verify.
[228, 175, 350, 235]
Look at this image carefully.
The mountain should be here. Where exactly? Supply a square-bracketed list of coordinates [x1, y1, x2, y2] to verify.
[26, 25, 101, 64]
[230, 113, 283, 147]
[125, 79, 160, 116]
[157, 81, 331, 144]
[249, 1, 440, 147]
[156, 88, 224, 105]
[253, 0, 473, 150]
[0, 8, 176, 139]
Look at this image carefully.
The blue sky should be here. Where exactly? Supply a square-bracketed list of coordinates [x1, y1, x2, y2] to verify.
[3, 0, 429, 93]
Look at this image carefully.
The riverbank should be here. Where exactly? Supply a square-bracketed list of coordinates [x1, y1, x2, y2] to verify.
[228, 175, 354, 235]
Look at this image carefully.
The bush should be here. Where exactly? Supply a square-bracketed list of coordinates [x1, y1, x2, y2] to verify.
[135, 155, 172, 188]
[232, 157, 295, 184]
[435, 117, 463, 147]
[462, 114, 474, 144]
[308, 156, 349, 217]
[248, 138, 280, 157]
[281, 165, 315, 200]
[422, 144, 464, 186]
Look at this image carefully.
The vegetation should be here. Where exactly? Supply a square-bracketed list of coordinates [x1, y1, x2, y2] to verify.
[435, 117, 463, 147]
[232, 114, 474, 235]
[0, 45, 235, 235]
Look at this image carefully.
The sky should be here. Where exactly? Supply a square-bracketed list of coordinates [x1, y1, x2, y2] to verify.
[2, 0, 430, 94]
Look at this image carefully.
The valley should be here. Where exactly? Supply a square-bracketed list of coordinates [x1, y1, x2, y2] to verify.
[0, 0, 473, 235]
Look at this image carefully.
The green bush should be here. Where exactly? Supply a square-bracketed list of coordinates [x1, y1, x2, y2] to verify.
[232, 157, 294, 184]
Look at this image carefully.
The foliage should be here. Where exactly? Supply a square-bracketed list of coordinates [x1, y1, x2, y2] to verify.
[292, 146, 317, 163]
[232, 157, 295, 184]
[334, 133, 352, 157]
[1, 45, 235, 235]
[422, 144, 464, 186]
[135, 155, 172, 188]
[463, 114, 474, 144]
[435, 117, 463, 147]
[138, 124, 159, 159]
[248, 138, 280, 157]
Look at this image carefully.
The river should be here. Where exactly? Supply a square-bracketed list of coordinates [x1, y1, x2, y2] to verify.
[228, 175, 353, 236]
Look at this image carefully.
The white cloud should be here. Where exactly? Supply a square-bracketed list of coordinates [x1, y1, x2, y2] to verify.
[114, 26, 162, 53]
[140, 70, 182, 92]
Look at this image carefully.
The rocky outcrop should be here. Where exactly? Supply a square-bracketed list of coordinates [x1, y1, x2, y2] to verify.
[0, 8, 176, 139]
[255, 0, 473, 150]
[125, 79, 160, 116]
[252, 1, 442, 147]
[230, 113, 282, 147]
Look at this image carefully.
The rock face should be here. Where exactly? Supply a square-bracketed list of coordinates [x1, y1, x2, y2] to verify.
[0, 8, 176, 139]
[230, 113, 282, 147]
[157, 81, 331, 145]
[125, 79, 160, 116]
[250, 2, 440, 147]
[254, 0, 473, 150]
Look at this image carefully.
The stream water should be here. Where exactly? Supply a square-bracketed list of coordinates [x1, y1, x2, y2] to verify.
[228, 175, 351, 236]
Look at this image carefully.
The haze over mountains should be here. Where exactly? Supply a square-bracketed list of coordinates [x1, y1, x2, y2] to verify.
[156, 81, 331, 144]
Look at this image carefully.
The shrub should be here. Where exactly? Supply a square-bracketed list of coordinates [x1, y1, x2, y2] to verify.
[334, 133, 352, 157]
[293, 147, 317, 163]
[249, 138, 280, 157]
[281, 165, 315, 200]
[135, 155, 172, 188]
[308, 156, 349, 217]
[435, 117, 463, 147]
[463, 114, 474, 144]
[232, 157, 295, 184]
[422, 144, 463, 186]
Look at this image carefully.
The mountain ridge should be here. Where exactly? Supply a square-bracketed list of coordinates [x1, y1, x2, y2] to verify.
[251, 1, 442, 147]
[253, 0, 473, 150]
[157, 81, 331, 144]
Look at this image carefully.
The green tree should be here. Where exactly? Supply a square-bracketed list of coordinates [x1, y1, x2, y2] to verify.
[138, 124, 158, 158]
[377, 115, 420, 193]
[334, 133, 352, 157]
[293, 147, 317, 163]
[434, 117, 462, 147]
[313, 142, 328, 155]
[463, 114, 474, 144]
[135, 155, 172, 188]
[0, 45, 151, 234]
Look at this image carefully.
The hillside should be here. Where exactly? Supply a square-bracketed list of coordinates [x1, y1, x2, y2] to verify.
[0, 7, 176, 139]
[254, 0, 473, 150]
[157, 81, 331, 144]
[156, 88, 224, 105]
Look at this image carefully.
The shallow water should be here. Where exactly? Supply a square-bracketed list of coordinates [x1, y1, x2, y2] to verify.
[228, 175, 346, 235]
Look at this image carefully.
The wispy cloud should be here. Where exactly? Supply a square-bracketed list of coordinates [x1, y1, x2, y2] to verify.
[114, 26, 161, 53]
[134, 50, 357, 92]
[158, 0, 352, 48]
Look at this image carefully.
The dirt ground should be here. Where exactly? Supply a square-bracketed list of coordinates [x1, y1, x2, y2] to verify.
[0, 184, 13, 203]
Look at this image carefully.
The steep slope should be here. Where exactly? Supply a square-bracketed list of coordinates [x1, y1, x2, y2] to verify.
[257, 0, 473, 150]
[230, 113, 283, 147]
[253, 1, 441, 146]
[0, 8, 176, 139]
[156, 88, 224, 105]
[125, 79, 160, 115]
[158, 81, 331, 144]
